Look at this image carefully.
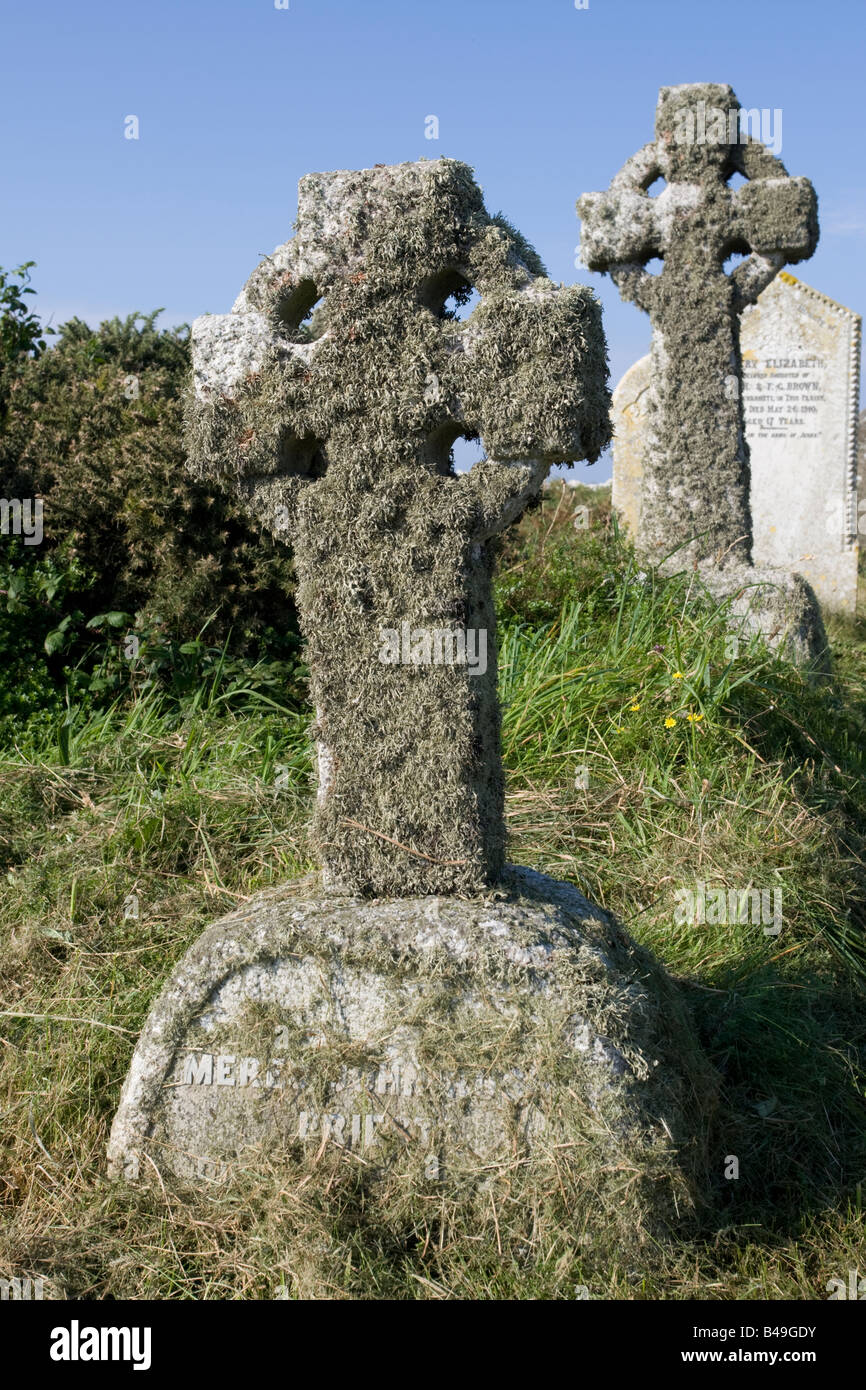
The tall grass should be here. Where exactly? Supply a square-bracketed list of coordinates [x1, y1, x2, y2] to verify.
[0, 482, 864, 1298]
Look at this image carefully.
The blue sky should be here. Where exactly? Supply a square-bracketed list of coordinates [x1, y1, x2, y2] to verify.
[3, 0, 864, 479]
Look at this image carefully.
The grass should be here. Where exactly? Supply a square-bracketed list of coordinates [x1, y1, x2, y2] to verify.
[1, 480, 865, 1299]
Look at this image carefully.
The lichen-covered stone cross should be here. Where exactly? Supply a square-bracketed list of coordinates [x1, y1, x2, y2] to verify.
[578, 84, 818, 567]
[187, 159, 610, 897]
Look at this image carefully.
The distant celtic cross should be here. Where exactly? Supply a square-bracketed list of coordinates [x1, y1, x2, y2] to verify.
[578, 83, 818, 567]
[187, 159, 610, 897]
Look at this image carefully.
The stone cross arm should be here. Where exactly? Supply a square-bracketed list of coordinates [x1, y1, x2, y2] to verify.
[727, 175, 817, 306]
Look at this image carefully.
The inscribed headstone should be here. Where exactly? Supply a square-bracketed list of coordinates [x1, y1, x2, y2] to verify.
[742, 273, 861, 613]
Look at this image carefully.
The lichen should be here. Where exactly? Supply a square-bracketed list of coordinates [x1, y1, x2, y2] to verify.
[186, 159, 611, 896]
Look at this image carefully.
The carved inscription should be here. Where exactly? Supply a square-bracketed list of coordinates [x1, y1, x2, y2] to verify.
[742, 354, 826, 440]
[171, 1041, 514, 1175]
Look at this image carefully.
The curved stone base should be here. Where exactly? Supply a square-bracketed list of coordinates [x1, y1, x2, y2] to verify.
[695, 561, 831, 673]
[108, 868, 716, 1215]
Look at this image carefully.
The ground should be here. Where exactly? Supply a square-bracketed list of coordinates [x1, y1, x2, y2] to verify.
[1, 481, 865, 1300]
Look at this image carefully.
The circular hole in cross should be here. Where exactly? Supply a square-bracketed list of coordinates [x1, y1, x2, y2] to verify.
[420, 269, 477, 321]
[642, 255, 664, 276]
[721, 238, 751, 276]
[723, 250, 749, 275]
[297, 297, 325, 340]
[445, 286, 481, 321]
[275, 278, 327, 342]
[451, 433, 486, 473]
[277, 428, 328, 479]
[425, 422, 483, 476]
[644, 176, 667, 198]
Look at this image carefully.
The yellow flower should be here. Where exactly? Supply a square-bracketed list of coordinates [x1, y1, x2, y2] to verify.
[673, 671, 684, 680]
[664, 717, 676, 728]
[629, 703, 640, 712]
[686, 712, 704, 723]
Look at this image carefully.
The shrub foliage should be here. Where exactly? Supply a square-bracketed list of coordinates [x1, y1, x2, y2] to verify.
[0, 288, 303, 721]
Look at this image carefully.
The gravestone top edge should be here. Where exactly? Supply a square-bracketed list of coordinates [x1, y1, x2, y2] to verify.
[774, 271, 863, 323]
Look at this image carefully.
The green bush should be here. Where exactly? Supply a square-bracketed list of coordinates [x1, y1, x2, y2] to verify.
[0, 286, 305, 724]
[0, 262, 52, 418]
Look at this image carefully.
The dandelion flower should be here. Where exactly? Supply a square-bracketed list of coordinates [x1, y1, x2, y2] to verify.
[629, 703, 640, 712]
[664, 717, 676, 728]
[673, 671, 684, 680]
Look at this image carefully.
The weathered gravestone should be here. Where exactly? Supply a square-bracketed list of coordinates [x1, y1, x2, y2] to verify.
[613, 275, 862, 615]
[579, 84, 829, 665]
[743, 276, 861, 613]
[108, 161, 715, 1230]
[106, 866, 715, 1196]
[610, 355, 652, 539]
